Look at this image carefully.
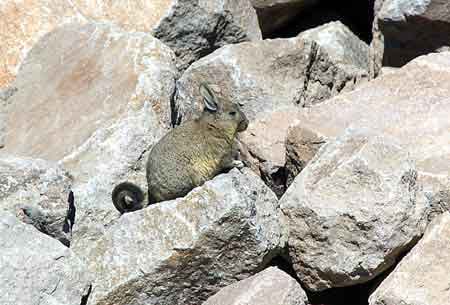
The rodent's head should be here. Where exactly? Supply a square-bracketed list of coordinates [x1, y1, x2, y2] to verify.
[199, 83, 249, 137]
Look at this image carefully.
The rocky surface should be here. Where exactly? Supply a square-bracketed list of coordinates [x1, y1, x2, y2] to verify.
[2, 22, 177, 162]
[370, 0, 450, 74]
[0, 211, 91, 305]
[0, 86, 17, 148]
[0, 0, 86, 88]
[83, 169, 286, 305]
[202, 267, 308, 305]
[369, 212, 450, 305]
[285, 52, 450, 176]
[176, 25, 368, 123]
[281, 129, 429, 291]
[0, 155, 73, 245]
[250, 0, 320, 36]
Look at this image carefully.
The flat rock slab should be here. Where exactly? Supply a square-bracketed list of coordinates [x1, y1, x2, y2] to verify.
[84, 169, 286, 305]
[0, 211, 91, 305]
[202, 267, 308, 305]
[369, 212, 450, 305]
[281, 129, 429, 291]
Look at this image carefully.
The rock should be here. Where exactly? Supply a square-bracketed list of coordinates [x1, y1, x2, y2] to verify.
[1, 0, 259, 87]
[73, 0, 262, 70]
[369, 212, 450, 305]
[285, 52, 450, 176]
[298, 21, 370, 73]
[0, 0, 86, 88]
[281, 129, 429, 291]
[0, 86, 17, 149]
[0, 211, 91, 305]
[202, 267, 308, 305]
[285, 124, 326, 188]
[0, 155, 73, 245]
[151, 0, 262, 70]
[84, 169, 286, 305]
[176, 26, 368, 123]
[370, 0, 450, 74]
[2, 22, 177, 162]
[250, 0, 320, 36]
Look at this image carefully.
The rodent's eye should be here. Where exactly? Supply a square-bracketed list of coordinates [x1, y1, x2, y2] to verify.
[229, 111, 237, 116]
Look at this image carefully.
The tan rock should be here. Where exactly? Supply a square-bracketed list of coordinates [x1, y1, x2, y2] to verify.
[2, 22, 176, 161]
[0, 0, 86, 87]
[369, 212, 450, 305]
[202, 267, 308, 305]
[288, 51, 450, 176]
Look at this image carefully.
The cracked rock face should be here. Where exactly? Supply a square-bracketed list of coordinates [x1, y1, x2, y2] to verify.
[202, 267, 308, 305]
[369, 212, 450, 305]
[0, 211, 91, 305]
[281, 129, 429, 291]
[0, 155, 73, 245]
[84, 169, 286, 305]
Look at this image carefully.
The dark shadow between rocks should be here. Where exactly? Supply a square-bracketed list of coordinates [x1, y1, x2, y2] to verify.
[380, 16, 450, 67]
[265, 0, 375, 44]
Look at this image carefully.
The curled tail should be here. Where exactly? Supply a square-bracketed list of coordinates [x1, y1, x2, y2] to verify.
[112, 182, 145, 214]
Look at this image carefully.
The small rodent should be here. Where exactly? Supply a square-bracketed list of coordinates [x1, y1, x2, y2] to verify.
[112, 83, 249, 213]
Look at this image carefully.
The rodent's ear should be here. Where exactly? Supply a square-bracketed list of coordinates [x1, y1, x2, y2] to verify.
[199, 83, 218, 112]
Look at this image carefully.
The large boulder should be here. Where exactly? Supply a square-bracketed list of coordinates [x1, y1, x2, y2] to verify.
[369, 212, 450, 305]
[0, 0, 86, 88]
[285, 51, 450, 177]
[250, 0, 320, 36]
[202, 267, 308, 305]
[370, 0, 450, 75]
[2, 22, 176, 162]
[0, 155, 73, 245]
[280, 129, 429, 291]
[0, 22, 178, 254]
[0, 211, 91, 305]
[84, 169, 286, 305]
[0, 86, 17, 148]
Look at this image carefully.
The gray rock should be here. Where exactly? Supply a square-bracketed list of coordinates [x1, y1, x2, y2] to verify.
[370, 0, 450, 74]
[0, 211, 91, 305]
[0, 87, 17, 149]
[202, 267, 308, 305]
[250, 0, 319, 35]
[298, 21, 370, 73]
[84, 169, 286, 305]
[281, 129, 429, 291]
[369, 212, 450, 305]
[0, 155, 73, 245]
[176, 32, 368, 124]
[152, 0, 262, 70]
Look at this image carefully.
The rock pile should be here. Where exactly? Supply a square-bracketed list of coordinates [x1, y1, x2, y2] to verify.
[1, 1, 449, 305]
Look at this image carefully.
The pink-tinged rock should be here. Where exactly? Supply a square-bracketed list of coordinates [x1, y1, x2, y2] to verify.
[369, 212, 450, 305]
[202, 267, 308, 305]
[0, 0, 86, 88]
